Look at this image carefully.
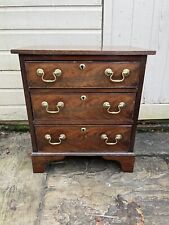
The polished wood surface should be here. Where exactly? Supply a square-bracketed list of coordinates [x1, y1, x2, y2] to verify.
[31, 154, 65, 173]
[25, 61, 141, 88]
[11, 48, 154, 172]
[103, 155, 135, 172]
[11, 46, 156, 55]
[31, 92, 136, 124]
[35, 125, 132, 153]
[31, 152, 135, 173]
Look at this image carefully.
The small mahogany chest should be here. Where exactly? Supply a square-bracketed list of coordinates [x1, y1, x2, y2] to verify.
[11, 47, 155, 173]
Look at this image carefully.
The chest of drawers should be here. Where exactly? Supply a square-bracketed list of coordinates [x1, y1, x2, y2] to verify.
[11, 47, 155, 173]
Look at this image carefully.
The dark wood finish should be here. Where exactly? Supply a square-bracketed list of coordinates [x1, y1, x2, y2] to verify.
[103, 155, 135, 172]
[31, 152, 135, 173]
[31, 88, 137, 93]
[35, 125, 132, 152]
[19, 55, 37, 152]
[21, 55, 148, 63]
[11, 46, 156, 55]
[25, 61, 140, 88]
[129, 56, 148, 151]
[11, 48, 155, 173]
[31, 92, 136, 124]
[32, 155, 65, 173]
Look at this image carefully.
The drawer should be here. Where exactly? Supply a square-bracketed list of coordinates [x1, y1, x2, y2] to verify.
[25, 61, 141, 88]
[31, 92, 136, 124]
[35, 125, 132, 153]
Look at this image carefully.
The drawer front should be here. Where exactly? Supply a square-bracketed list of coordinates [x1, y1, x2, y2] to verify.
[31, 92, 136, 124]
[35, 125, 132, 153]
[25, 61, 141, 88]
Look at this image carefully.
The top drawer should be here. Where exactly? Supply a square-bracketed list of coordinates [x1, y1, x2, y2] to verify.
[25, 61, 141, 88]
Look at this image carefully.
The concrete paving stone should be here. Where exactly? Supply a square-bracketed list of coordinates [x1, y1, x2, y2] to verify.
[42, 156, 169, 225]
[0, 132, 46, 225]
[0, 131, 169, 225]
[134, 157, 168, 172]
[135, 131, 169, 155]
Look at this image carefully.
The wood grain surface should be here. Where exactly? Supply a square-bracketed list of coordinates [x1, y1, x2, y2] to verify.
[31, 91, 136, 124]
[35, 125, 132, 153]
[11, 46, 156, 55]
[25, 61, 141, 88]
[14, 51, 150, 172]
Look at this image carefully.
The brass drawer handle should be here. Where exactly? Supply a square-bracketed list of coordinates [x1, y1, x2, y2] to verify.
[104, 68, 130, 83]
[41, 101, 64, 114]
[36, 68, 62, 83]
[101, 133, 122, 145]
[45, 133, 66, 145]
[103, 101, 126, 114]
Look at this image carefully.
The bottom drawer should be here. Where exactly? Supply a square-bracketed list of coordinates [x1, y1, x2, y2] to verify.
[35, 125, 132, 153]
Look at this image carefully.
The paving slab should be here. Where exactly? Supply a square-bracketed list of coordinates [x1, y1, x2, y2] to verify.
[0, 131, 169, 225]
[135, 131, 169, 156]
[0, 132, 46, 225]
[41, 157, 169, 225]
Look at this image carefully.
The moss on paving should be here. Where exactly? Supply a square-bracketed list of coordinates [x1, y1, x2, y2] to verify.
[0, 124, 29, 132]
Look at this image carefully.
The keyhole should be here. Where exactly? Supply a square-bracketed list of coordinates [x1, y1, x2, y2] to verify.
[81, 95, 87, 101]
[79, 64, 86, 70]
[81, 127, 87, 132]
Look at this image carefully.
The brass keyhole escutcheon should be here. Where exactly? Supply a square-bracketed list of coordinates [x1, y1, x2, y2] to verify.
[80, 95, 87, 101]
[81, 127, 87, 133]
[79, 64, 86, 70]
